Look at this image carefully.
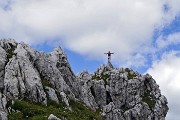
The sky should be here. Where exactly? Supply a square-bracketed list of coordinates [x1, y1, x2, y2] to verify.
[0, 0, 180, 119]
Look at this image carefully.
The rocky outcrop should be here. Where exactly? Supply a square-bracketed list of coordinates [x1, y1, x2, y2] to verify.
[4, 43, 47, 104]
[76, 71, 98, 110]
[48, 114, 61, 120]
[0, 46, 7, 92]
[60, 92, 70, 107]
[76, 65, 168, 120]
[0, 93, 7, 120]
[0, 39, 168, 120]
[45, 87, 59, 103]
[34, 47, 76, 100]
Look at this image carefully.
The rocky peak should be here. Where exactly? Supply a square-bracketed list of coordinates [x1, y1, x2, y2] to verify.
[0, 39, 17, 50]
[0, 39, 168, 120]
[107, 61, 113, 69]
[50, 47, 66, 62]
[77, 65, 168, 120]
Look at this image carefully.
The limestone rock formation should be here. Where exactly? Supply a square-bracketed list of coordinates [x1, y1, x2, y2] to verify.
[45, 87, 59, 103]
[0, 39, 168, 120]
[48, 114, 61, 120]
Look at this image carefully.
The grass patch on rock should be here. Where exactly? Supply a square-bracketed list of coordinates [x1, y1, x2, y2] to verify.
[8, 99, 104, 120]
[6, 44, 17, 59]
[41, 78, 53, 88]
[142, 90, 156, 110]
[8, 112, 23, 120]
[92, 73, 110, 85]
[125, 68, 137, 80]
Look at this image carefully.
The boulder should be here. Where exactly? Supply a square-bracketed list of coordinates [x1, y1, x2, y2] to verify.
[45, 87, 59, 103]
[48, 114, 61, 120]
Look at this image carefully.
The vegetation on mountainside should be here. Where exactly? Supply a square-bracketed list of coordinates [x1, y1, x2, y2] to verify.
[92, 73, 110, 85]
[6, 43, 17, 59]
[142, 90, 156, 110]
[41, 78, 53, 88]
[8, 99, 104, 120]
[125, 68, 137, 80]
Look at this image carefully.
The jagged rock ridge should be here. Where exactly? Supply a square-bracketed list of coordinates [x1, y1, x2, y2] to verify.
[0, 39, 168, 120]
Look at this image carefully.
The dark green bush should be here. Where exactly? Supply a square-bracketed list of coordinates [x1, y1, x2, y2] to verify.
[47, 99, 65, 109]
[142, 90, 156, 110]
[125, 68, 137, 80]
[92, 73, 110, 85]
[22, 108, 45, 117]
[92, 73, 101, 80]
[8, 112, 23, 120]
[31, 115, 47, 120]
[6, 45, 17, 59]
[41, 79, 53, 88]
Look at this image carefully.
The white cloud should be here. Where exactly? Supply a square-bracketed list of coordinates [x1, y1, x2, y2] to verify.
[156, 32, 180, 48]
[0, 1, 163, 55]
[147, 51, 180, 120]
[0, 0, 180, 65]
[163, 0, 180, 22]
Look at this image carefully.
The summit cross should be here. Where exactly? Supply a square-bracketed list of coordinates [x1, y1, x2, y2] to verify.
[104, 51, 114, 63]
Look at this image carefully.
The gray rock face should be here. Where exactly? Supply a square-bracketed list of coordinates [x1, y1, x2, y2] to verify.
[0, 39, 75, 106]
[0, 39, 168, 120]
[76, 71, 98, 110]
[0, 46, 7, 91]
[0, 39, 17, 52]
[34, 48, 75, 100]
[77, 67, 168, 120]
[50, 47, 79, 98]
[0, 111, 7, 120]
[4, 43, 47, 104]
[0, 93, 7, 120]
[60, 92, 69, 107]
[45, 87, 59, 103]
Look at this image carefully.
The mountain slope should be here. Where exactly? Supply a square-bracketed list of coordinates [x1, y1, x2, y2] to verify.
[0, 39, 168, 120]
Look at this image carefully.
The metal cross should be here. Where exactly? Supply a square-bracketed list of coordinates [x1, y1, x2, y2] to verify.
[104, 51, 114, 62]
